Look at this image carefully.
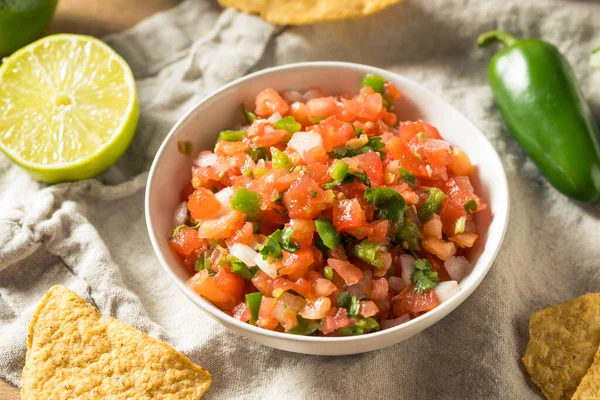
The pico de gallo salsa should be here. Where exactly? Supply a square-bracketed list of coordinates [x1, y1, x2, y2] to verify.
[169, 74, 486, 336]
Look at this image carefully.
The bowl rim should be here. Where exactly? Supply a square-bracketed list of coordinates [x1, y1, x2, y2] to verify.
[145, 61, 510, 343]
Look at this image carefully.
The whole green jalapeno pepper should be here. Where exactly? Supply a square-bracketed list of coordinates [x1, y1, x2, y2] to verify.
[478, 30, 600, 203]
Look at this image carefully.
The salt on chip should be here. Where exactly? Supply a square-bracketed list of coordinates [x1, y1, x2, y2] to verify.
[218, 0, 403, 25]
[522, 293, 600, 400]
[573, 345, 600, 400]
[21, 285, 212, 400]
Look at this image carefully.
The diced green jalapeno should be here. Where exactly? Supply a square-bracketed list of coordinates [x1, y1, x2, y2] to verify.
[397, 220, 423, 251]
[361, 73, 386, 94]
[315, 217, 339, 250]
[245, 292, 263, 325]
[246, 147, 269, 162]
[273, 116, 301, 134]
[271, 147, 291, 169]
[463, 199, 477, 214]
[399, 167, 416, 183]
[288, 316, 320, 335]
[219, 130, 246, 142]
[230, 188, 261, 218]
[352, 240, 386, 269]
[323, 266, 334, 281]
[242, 104, 257, 124]
[330, 160, 349, 182]
[454, 216, 466, 235]
[417, 188, 445, 222]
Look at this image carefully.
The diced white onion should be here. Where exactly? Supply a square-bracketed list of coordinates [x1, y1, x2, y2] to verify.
[287, 131, 323, 161]
[214, 187, 234, 216]
[193, 152, 218, 167]
[303, 88, 325, 100]
[444, 256, 471, 282]
[229, 243, 257, 266]
[172, 201, 188, 227]
[382, 314, 410, 329]
[347, 270, 372, 300]
[400, 254, 415, 285]
[434, 281, 460, 303]
[388, 276, 406, 292]
[254, 253, 277, 278]
[268, 112, 282, 124]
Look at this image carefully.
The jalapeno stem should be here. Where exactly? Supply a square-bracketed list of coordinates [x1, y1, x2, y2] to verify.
[477, 30, 518, 48]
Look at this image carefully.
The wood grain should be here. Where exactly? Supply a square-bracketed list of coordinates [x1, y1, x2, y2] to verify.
[0, 0, 182, 398]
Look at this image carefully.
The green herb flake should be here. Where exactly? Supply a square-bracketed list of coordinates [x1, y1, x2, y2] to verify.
[361, 73, 386, 94]
[330, 137, 385, 159]
[242, 104, 257, 124]
[288, 316, 320, 335]
[230, 260, 258, 281]
[399, 167, 416, 183]
[310, 191, 318, 198]
[364, 187, 406, 228]
[259, 227, 300, 260]
[170, 224, 186, 239]
[177, 141, 193, 156]
[194, 254, 211, 272]
[417, 188, 446, 222]
[463, 199, 477, 215]
[411, 258, 439, 294]
[337, 317, 380, 336]
[337, 291, 360, 317]
[314, 217, 340, 250]
[355, 127, 363, 136]
[246, 147, 269, 162]
[311, 116, 327, 123]
[274, 116, 301, 134]
[230, 188, 261, 218]
[218, 130, 246, 142]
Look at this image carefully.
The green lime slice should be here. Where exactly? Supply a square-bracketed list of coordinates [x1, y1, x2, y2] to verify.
[0, 34, 139, 182]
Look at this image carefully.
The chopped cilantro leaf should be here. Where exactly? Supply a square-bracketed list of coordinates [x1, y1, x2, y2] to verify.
[337, 291, 360, 317]
[259, 228, 299, 260]
[399, 167, 416, 183]
[411, 258, 439, 294]
[230, 260, 258, 281]
[330, 137, 385, 159]
[364, 187, 406, 228]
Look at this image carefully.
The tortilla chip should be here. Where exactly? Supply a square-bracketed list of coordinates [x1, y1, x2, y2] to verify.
[573, 345, 600, 400]
[522, 294, 600, 400]
[218, 0, 403, 25]
[21, 285, 211, 400]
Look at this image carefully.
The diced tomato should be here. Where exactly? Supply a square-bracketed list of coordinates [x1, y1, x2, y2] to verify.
[283, 176, 332, 219]
[367, 220, 389, 244]
[321, 307, 351, 335]
[444, 176, 486, 211]
[197, 210, 246, 239]
[299, 297, 332, 320]
[385, 139, 429, 177]
[359, 300, 379, 318]
[422, 214, 443, 239]
[392, 287, 440, 317]
[170, 226, 201, 256]
[333, 198, 367, 233]
[448, 146, 473, 176]
[287, 219, 315, 247]
[187, 267, 245, 310]
[371, 278, 389, 303]
[354, 86, 383, 120]
[313, 278, 337, 298]
[290, 101, 311, 126]
[255, 88, 289, 117]
[252, 127, 290, 148]
[312, 116, 356, 152]
[279, 248, 315, 280]
[215, 140, 248, 157]
[272, 299, 298, 331]
[384, 82, 401, 102]
[257, 209, 288, 236]
[327, 258, 363, 286]
[305, 96, 337, 121]
[439, 198, 467, 236]
[449, 232, 479, 248]
[233, 302, 250, 322]
[422, 235, 456, 261]
[252, 270, 274, 296]
[181, 183, 195, 201]
[354, 151, 384, 187]
[225, 222, 255, 247]
[187, 188, 222, 221]
[304, 162, 331, 186]
[257, 297, 279, 330]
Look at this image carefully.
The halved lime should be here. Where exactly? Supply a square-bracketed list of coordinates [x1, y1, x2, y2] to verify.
[0, 34, 139, 183]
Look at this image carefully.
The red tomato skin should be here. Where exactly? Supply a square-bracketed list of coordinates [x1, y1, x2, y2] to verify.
[170, 227, 201, 256]
[333, 198, 367, 233]
[354, 151, 384, 187]
[255, 88, 289, 117]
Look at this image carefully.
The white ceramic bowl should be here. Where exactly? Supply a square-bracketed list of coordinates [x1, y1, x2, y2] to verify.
[145, 62, 509, 355]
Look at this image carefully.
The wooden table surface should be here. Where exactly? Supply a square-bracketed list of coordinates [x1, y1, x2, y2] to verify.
[0, 1, 182, 398]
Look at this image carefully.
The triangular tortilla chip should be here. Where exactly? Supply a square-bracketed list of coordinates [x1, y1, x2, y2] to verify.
[218, 0, 403, 25]
[21, 285, 211, 399]
[573, 345, 600, 400]
[522, 293, 600, 400]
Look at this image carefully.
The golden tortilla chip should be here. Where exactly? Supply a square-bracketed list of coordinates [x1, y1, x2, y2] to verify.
[573, 346, 600, 400]
[21, 285, 211, 400]
[218, 0, 403, 25]
[522, 294, 600, 400]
